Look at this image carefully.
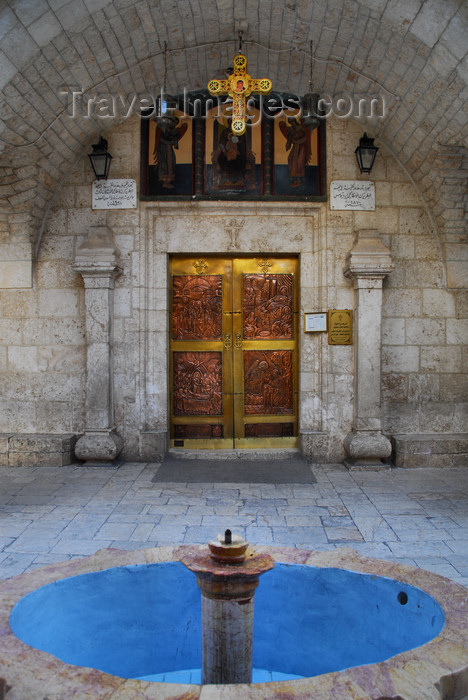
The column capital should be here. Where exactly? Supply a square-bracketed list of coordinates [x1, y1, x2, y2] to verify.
[73, 225, 122, 279]
[74, 265, 122, 287]
[344, 229, 394, 281]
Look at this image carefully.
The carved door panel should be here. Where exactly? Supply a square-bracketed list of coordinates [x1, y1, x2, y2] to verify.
[170, 256, 234, 448]
[169, 256, 298, 449]
[232, 257, 298, 448]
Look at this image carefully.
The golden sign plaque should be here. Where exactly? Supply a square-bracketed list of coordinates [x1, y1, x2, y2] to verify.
[328, 310, 353, 345]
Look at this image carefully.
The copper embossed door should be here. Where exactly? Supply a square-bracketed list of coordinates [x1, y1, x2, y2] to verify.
[169, 256, 298, 449]
[232, 257, 298, 448]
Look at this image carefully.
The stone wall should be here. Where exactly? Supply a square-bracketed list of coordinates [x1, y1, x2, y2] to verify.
[0, 115, 466, 465]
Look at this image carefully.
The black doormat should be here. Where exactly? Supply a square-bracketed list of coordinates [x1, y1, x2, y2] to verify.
[152, 453, 316, 484]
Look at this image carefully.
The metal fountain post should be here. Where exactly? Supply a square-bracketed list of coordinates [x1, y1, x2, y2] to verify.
[179, 531, 275, 684]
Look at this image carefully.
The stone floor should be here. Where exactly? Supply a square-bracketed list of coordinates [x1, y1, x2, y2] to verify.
[1, 461, 467, 588]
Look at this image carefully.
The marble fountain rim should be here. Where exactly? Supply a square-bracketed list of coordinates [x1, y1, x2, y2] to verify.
[0, 545, 467, 700]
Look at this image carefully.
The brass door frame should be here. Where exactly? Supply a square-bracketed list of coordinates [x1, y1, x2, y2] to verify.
[169, 255, 299, 449]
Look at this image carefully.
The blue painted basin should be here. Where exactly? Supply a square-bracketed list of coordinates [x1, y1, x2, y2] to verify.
[9, 562, 444, 684]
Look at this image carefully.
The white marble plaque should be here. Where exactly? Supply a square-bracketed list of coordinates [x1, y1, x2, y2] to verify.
[330, 181, 375, 211]
[92, 179, 137, 209]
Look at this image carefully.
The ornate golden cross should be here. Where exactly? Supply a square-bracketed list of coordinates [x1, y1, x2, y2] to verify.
[207, 53, 272, 135]
[193, 258, 208, 275]
[257, 257, 273, 273]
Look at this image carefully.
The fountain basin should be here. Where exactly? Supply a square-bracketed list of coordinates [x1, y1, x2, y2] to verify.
[1, 546, 467, 698]
[9, 561, 444, 681]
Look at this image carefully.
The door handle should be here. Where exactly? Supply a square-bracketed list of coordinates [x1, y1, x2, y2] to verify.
[235, 332, 243, 349]
[224, 333, 232, 349]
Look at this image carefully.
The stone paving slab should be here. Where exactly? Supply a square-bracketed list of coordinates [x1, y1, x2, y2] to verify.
[0, 463, 467, 588]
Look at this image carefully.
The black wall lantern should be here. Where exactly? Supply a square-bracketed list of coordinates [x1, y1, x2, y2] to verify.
[88, 136, 112, 180]
[355, 133, 379, 173]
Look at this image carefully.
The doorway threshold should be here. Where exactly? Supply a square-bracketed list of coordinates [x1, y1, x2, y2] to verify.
[154, 449, 315, 483]
[167, 447, 303, 461]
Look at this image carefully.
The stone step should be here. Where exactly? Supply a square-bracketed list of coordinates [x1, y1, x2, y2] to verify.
[167, 448, 303, 461]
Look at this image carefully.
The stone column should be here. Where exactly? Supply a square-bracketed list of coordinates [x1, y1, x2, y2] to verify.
[73, 226, 123, 464]
[201, 594, 255, 684]
[343, 230, 394, 465]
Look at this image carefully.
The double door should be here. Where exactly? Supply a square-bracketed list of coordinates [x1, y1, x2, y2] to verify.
[169, 256, 298, 448]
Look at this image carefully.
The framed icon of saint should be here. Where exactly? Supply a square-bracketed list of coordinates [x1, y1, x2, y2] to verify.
[140, 93, 326, 201]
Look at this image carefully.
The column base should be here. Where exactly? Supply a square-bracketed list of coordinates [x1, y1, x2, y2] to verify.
[139, 430, 167, 461]
[344, 430, 392, 465]
[344, 459, 390, 471]
[300, 431, 330, 461]
[75, 431, 123, 464]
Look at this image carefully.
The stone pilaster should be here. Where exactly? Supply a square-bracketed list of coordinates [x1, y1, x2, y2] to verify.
[434, 145, 468, 289]
[344, 230, 394, 465]
[73, 226, 123, 464]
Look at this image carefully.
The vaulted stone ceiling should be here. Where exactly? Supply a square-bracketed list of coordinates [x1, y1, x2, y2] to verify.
[0, 0, 466, 262]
